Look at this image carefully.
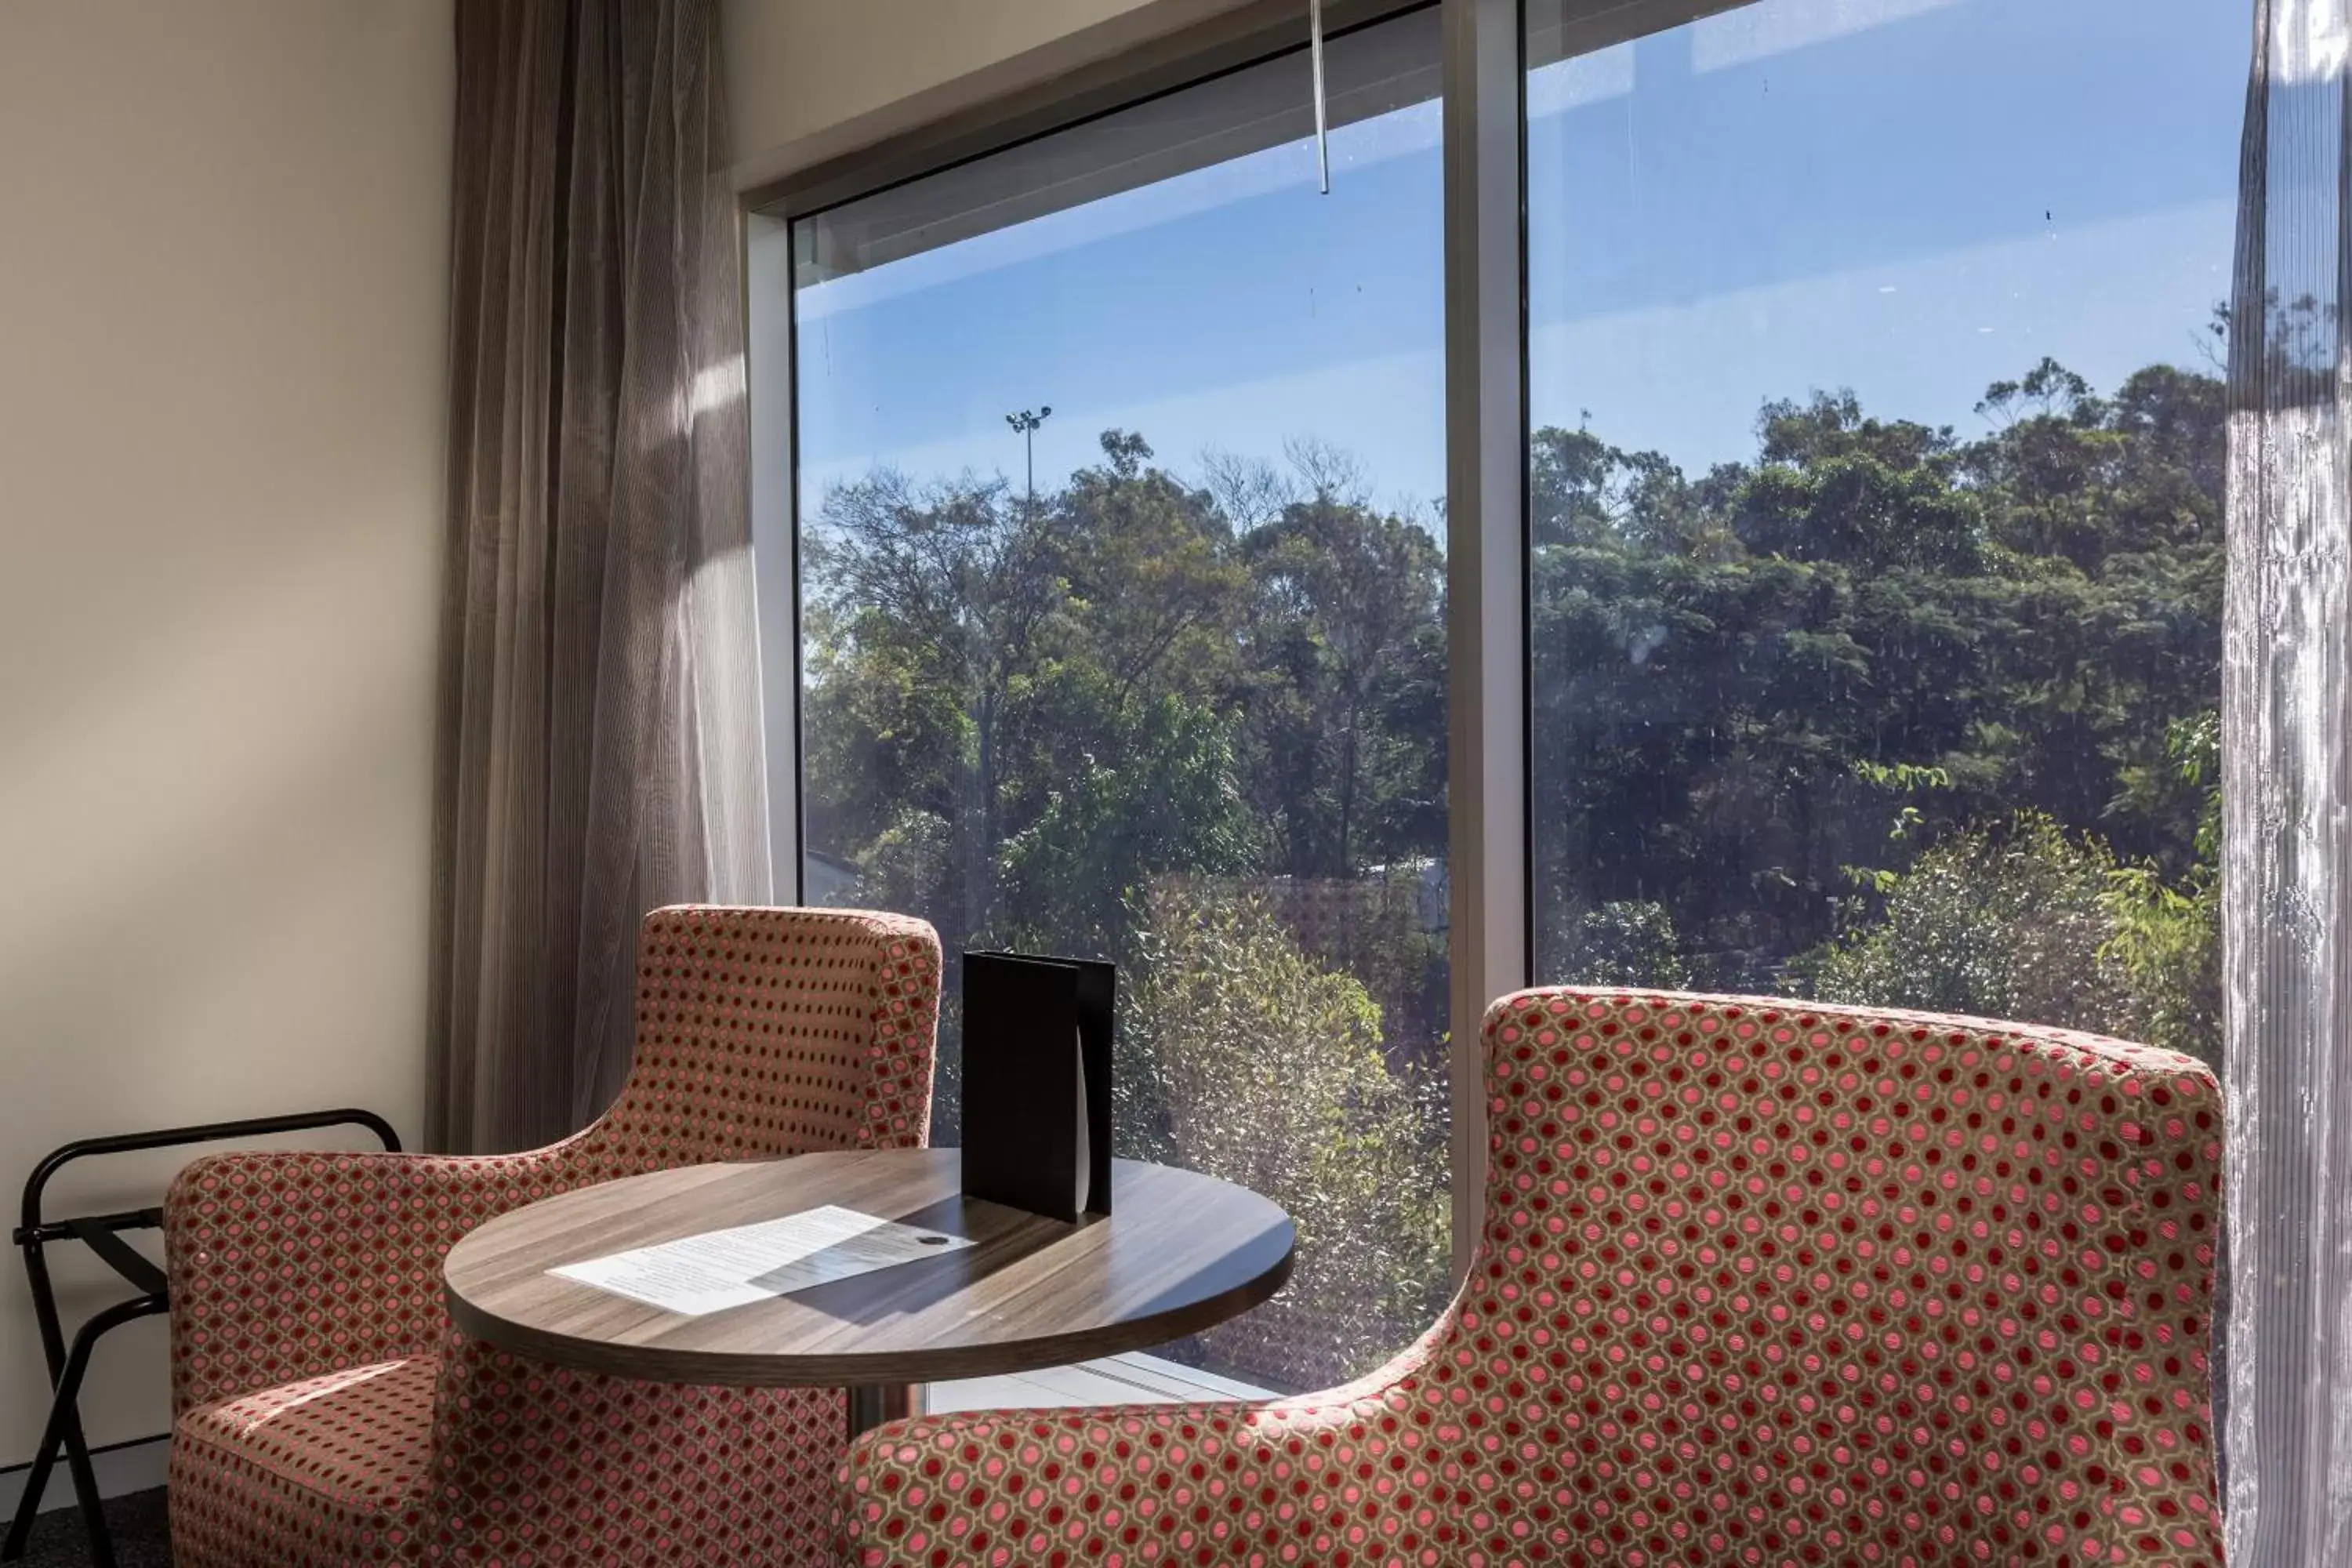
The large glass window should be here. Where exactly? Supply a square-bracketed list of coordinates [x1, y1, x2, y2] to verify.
[1523, 0, 2240, 1068]
[783, 8, 1448, 1392]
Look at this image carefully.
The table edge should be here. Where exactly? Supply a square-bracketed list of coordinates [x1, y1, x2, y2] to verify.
[441, 1154, 1298, 1388]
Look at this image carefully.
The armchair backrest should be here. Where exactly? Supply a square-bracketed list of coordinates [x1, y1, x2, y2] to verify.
[1464, 989, 2223, 1562]
[577, 906, 941, 1176]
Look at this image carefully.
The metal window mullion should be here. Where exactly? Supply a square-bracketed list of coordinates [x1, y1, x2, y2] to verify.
[1440, 0, 1529, 1281]
[745, 212, 804, 903]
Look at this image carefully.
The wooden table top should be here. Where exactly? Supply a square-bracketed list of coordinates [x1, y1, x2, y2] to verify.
[442, 1149, 1296, 1386]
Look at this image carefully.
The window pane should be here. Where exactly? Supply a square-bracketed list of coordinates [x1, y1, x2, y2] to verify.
[1526, 0, 2238, 1067]
[783, 8, 1449, 1393]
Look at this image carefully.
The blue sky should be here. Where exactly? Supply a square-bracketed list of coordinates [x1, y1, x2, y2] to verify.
[793, 0, 2249, 519]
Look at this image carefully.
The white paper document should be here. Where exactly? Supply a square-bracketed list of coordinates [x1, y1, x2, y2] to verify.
[550, 1203, 974, 1316]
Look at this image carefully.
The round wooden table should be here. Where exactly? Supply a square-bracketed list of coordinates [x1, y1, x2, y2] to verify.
[443, 1148, 1295, 1436]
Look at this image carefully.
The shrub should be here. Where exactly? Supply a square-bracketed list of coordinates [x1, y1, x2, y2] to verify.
[1537, 898, 1693, 990]
[1800, 813, 2132, 1032]
[1123, 880, 1450, 1389]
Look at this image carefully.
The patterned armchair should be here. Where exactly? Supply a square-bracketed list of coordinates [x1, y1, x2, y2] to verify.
[165, 906, 939, 1568]
[842, 989, 2224, 1566]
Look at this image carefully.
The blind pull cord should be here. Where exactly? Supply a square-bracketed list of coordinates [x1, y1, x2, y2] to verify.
[1311, 0, 1330, 194]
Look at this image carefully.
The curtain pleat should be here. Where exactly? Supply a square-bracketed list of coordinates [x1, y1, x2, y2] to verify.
[2224, 0, 2352, 1559]
[430, 0, 768, 1155]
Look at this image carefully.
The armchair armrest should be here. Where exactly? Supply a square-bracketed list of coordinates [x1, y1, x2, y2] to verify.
[164, 1141, 579, 1411]
[840, 1335, 1450, 1568]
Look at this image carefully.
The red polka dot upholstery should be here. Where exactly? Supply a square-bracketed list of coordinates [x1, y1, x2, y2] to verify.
[840, 990, 2224, 1566]
[174, 1359, 437, 1548]
[165, 906, 940, 1568]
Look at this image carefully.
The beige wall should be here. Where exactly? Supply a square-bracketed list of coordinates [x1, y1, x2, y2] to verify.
[0, 0, 452, 1464]
[724, 0, 1246, 183]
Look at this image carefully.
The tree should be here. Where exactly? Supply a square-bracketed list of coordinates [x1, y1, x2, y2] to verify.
[1055, 430, 1247, 715]
[804, 468, 1062, 947]
[1527, 358, 2222, 1002]
[996, 695, 1261, 960]
[1240, 485, 1447, 878]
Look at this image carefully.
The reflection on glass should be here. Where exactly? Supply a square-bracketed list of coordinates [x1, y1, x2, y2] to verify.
[790, 10, 1449, 1392]
[1525, 0, 2241, 1066]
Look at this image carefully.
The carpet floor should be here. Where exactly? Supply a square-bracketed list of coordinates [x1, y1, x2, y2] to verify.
[12, 1488, 169, 1568]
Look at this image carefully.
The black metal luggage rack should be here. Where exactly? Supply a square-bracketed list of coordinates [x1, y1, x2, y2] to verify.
[5, 1109, 401, 1567]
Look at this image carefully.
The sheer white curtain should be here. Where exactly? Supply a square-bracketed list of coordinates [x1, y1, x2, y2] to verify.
[2225, 0, 2352, 1558]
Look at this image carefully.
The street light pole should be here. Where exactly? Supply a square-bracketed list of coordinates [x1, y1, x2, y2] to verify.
[1004, 406, 1053, 519]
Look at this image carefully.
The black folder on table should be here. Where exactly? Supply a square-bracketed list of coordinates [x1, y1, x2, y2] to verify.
[960, 951, 1113, 1222]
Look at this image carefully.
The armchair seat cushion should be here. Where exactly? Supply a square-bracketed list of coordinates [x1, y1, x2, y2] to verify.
[172, 1357, 434, 1566]
[170, 1345, 859, 1567]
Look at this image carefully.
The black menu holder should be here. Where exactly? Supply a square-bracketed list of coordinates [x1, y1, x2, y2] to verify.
[960, 950, 1114, 1222]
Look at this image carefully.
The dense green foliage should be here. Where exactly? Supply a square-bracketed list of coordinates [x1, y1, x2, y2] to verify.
[1122, 881, 1450, 1385]
[802, 355, 2224, 1383]
[1800, 811, 2155, 1038]
[1530, 359, 2223, 1048]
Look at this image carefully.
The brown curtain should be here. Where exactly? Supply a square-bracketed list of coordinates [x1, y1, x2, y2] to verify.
[430, 0, 770, 1154]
